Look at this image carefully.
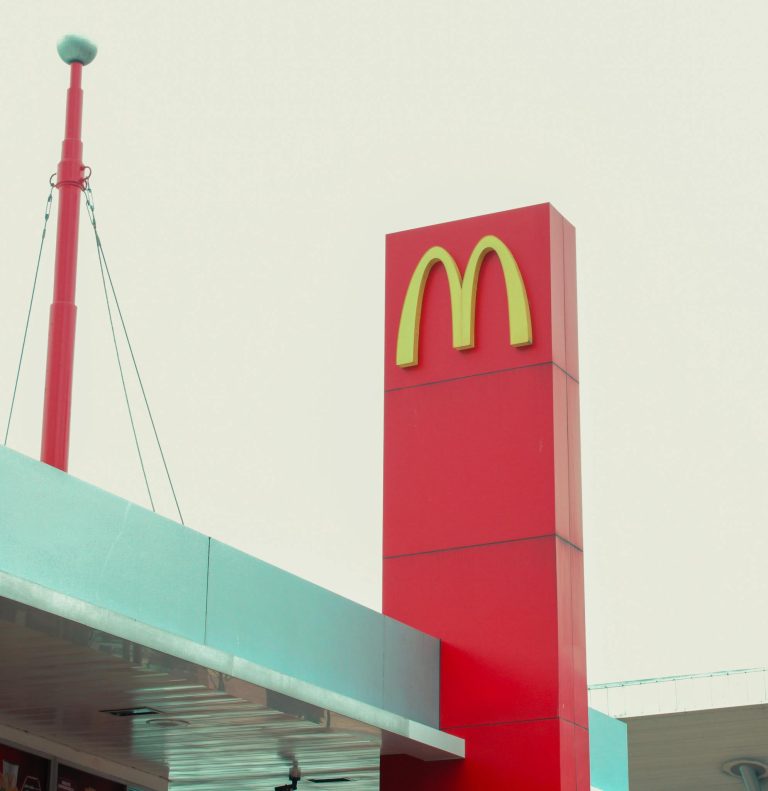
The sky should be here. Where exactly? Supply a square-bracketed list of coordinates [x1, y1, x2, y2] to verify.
[0, 1, 766, 685]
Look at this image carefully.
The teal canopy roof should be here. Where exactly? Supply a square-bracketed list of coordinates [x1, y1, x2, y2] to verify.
[0, 447, 462, 790]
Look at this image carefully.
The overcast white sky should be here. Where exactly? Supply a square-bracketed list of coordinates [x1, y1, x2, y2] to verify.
[1, 1, 767, 685]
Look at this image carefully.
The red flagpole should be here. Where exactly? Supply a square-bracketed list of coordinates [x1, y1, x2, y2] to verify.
[41, 36, 97, 471]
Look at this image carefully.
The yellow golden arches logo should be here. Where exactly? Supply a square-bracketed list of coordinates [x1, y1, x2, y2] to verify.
[395, 235, 533, 367]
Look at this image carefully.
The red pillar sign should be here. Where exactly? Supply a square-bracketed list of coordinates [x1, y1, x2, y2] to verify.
[381, 204, 588, 789]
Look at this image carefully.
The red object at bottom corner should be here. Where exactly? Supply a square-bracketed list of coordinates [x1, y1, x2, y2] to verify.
[381, 719, 589, 790]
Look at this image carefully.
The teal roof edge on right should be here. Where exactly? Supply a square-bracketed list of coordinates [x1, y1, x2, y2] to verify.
[589, 708, 629, 791]
[0, 446, 439, 729]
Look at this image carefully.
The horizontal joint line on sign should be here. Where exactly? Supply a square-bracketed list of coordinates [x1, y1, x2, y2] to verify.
[385, 360, 578, 393]
[448, 716, 589, 731]
[384, 533, 583, 560]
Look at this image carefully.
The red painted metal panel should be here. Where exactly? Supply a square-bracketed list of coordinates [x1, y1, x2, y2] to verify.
[382, 204, 588, 788]
[549, 207, 566, 372]
[567, 375, 584, 549]
[384, 539, 562, 727]
[553, 363, 573, 544]
[563, 218, 579, 381]
[574, 719, 591, 790]
[382, 719, 588, 790]
[555, 539, 590, 729]
[557, 535, 576, 725]
[571, 542, 589, 728]
[384, 365, 561, 558]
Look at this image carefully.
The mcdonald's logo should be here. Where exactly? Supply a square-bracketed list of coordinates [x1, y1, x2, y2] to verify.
[396, 235, 532, 367]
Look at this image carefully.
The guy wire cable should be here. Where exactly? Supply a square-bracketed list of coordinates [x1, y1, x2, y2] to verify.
[84, 179, 185, 525]
[3, 180, 55, 445]
[84, 182, 155, 513]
